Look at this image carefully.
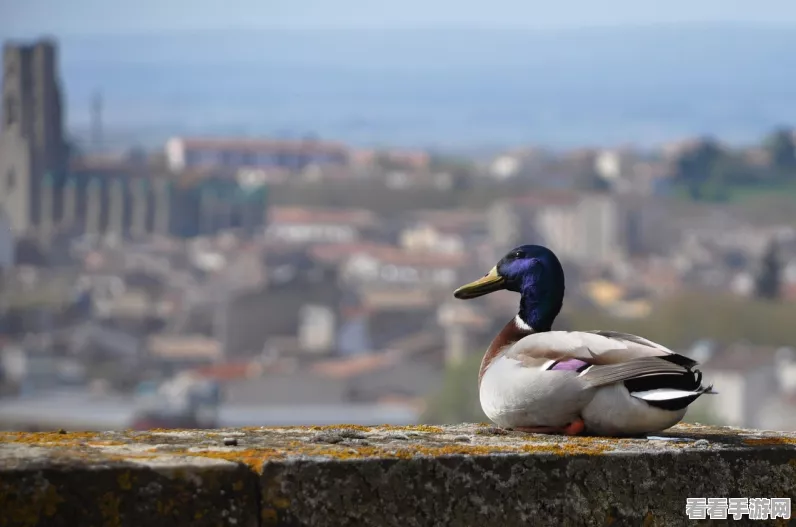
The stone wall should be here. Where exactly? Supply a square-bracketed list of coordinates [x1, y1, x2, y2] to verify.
[0, 423, 794, 526]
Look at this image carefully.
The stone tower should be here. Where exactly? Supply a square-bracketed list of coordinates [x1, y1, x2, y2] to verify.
[0, 38, 67, 234]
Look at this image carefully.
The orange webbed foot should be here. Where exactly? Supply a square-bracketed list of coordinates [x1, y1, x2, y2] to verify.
[514, 418, 586, 436]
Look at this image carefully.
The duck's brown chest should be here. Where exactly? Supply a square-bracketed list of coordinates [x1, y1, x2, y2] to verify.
[478, 318, 534, 386]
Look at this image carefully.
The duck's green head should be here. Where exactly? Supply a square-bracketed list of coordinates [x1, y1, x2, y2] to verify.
[453, 244, 565, 330]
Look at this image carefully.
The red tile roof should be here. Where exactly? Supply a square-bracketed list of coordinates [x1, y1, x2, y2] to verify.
[382, 150, 431, 168]
[409, 209, 486, 231]
[352, 149, 430, 169]
[661, 137, 723, 159]
[310, 242, 466, 268]
[360, 287, 435, 309]
[783, 283, 796, 301]
[564, 148, 599, 161]
[175, 137, 349, 155]
[69, 157, 151, 175]
[506, 190, 583, 207]
[370, 248, 466, 268]
[310, 351, 401, 379]
[702, 345, 780, 372]
[268, 206, 377, 227]
[308, 243, 387, 264]
[191, 362, 262, 381]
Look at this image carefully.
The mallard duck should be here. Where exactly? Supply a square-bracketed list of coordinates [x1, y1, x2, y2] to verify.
[454, 244, 715, 436]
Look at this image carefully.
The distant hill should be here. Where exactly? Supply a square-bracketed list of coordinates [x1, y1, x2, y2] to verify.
[8, 24, 796, 150]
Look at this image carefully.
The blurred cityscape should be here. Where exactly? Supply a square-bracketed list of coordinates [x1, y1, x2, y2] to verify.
[2, 35, 796, 433]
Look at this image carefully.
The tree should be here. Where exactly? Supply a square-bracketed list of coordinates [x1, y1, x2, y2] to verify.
[699, 161, 731, 202]
[675, 138, 767, 199]
[755, 239, 782, 301]
[421, 353, 486, 424]
[764, 127, 796, 173]
[675, 139, 724, 185]
[675, 139, 732, 201]
[573, 168, 610, 192]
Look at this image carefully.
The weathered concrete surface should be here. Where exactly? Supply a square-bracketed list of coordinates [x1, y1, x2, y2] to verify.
[0, 423, 794, 527]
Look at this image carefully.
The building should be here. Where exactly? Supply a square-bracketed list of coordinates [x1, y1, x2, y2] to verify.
[166, 174, 268, 239]
[399, 209, 487, 254]
[264, 207, 377, 246]
[0, 39, 68, 234]
[488, 191, 623, 266]
[41, 165, 268, 241]
[164, 137, 349, 173]
[0, 41, 268, 243]
[0, 208, 14, 268]
[338, 245, 465, 289]
[692, 344, 796, 430]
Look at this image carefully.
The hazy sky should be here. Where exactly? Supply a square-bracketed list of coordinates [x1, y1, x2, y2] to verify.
[3, 0, 796, 36]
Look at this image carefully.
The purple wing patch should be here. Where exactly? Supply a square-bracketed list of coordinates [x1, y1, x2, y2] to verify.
[549, 359, 590, 371]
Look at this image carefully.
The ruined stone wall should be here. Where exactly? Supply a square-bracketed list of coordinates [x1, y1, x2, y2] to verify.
[1, 423, 794, 526]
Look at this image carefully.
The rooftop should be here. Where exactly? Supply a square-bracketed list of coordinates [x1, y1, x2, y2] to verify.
[506, 189, 584, 207]
[171, 137, 349, 155]
[313, 242, 466, 268]
[702, 344, 785, 372]
[268, 206, 377, 227]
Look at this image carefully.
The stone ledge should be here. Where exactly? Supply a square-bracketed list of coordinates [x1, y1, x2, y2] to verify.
[0, 423, 795, 526]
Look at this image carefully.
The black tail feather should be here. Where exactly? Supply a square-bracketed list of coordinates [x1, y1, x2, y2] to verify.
[659, 353, 699, 369]
[624, 356, 713, 411]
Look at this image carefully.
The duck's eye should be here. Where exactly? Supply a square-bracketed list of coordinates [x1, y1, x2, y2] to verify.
[511, 251, 524, 259]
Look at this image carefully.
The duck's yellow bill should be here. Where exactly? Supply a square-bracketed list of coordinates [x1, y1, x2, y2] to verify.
[453, 266, 506, 299]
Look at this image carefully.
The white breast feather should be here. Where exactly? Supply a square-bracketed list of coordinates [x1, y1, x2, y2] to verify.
[479, 354, 591, 428]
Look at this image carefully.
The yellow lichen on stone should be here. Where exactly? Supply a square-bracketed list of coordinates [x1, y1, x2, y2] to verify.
[379, 424, 445, 433]
[88, 440, 126, 447]
[0, 476, 65, 527]
[1, 430, 103, 446]
[168, 431, 613, 468]
[308, 424, 373, 432]
[156, 497, 177, 517]
[306, 424, 445, 434]
[178, 448, 286, 472]
[519, 439, 612, 456]
[41, 483, 62, 518]
[98, 492, 121, 527]
[744, 437, 796, 446]
[261, 507, 279, 525]
[117, 471, 132, 491]
[261, 473, 290, 527]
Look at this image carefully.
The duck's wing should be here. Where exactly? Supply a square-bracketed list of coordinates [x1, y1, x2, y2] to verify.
[505, 330, 700, 389]
[505, 330, 679, 364]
